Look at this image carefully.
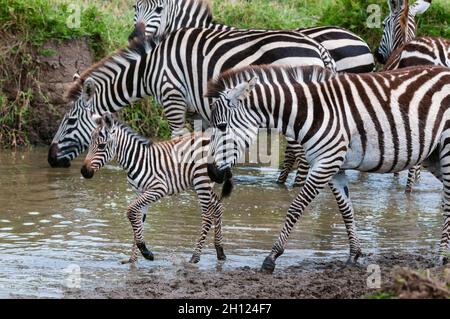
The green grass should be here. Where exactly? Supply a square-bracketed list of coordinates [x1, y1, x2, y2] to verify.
[0, 0, 449, 147]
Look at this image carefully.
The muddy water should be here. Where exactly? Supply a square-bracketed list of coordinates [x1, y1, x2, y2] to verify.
[0, 148, 444, 298]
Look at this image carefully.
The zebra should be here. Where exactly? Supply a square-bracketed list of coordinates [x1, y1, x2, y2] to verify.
[131, 0, 375, 186]
[48, 26, 337, 170]
[385, 37, 450, 70]
[374, 0, 432, 64]
[375, 0, 447, 192]
[205, 64, 450, 273]
[81, 112, 233, 264]
[132, 0, 375, 73]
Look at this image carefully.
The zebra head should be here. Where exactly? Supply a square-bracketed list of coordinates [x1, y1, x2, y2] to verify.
[48, 74, 97, 168]
[81, 113, 117, 179]
[132, 0, 166, 38]
[207, 77, 259, 183]
[375, 0, 431, 64]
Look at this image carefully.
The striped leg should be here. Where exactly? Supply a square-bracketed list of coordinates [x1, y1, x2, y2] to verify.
[328, 171, 362, 264]
[163, 97, 190, 137]
[438, 147, 450, 265]
[405, 165, 421, 193]
[190, 181, 223, 263]
[124, 189, 164, 264]
[262, 161, 342, 273]
[277, 140, 297, 185]
[211, 193, 226, 261]
[293, 146, 309, 188]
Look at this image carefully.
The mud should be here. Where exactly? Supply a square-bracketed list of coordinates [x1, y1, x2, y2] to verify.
[60, 252, 448, 299]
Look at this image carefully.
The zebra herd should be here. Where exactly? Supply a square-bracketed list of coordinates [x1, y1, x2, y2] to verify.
[47, 0, 449, 273]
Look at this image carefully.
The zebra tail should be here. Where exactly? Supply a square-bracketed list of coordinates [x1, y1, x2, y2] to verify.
[220, 169, 233, 199]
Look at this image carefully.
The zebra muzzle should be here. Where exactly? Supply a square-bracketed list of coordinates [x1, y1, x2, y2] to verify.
[81, 164, 95, 179]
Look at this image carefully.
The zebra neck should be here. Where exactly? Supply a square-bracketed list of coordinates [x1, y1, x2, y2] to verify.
[114, 126, 150, 173]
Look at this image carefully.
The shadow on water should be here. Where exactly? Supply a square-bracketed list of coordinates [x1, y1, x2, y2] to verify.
[0, 148, 444, 297]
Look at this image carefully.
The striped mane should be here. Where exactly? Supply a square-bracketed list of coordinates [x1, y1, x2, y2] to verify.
[64, 36, 158, 102]
[205, 65, 336, 98]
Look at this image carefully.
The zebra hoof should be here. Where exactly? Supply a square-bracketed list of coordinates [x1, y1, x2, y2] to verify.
[189, 255, 200, 264]
[215, 246, 226, 261]
[120, 258, 136, 265]
[438, 255, 448, 265]
[261, 256, 276, 274]
[136, 242, 154, 261]
[276, 180, 286, 185]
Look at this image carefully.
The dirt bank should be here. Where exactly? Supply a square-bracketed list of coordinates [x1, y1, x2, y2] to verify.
[0, 33, 95, 145]
[61, 252, 449, 299]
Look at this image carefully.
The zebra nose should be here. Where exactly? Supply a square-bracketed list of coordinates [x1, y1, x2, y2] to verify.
[217, 123, 227, 132]
[81, 164, 94, 179]
[48, 143, 71, 168]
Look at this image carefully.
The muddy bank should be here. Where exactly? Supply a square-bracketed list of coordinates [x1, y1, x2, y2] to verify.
[61, 252, 448, 299]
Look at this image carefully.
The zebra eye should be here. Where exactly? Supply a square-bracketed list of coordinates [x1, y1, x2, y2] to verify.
[98, 143, 107, 150]
[155, 6, 163, 14]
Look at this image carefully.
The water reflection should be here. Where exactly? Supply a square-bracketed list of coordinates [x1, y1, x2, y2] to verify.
[0, 148, 443, 297]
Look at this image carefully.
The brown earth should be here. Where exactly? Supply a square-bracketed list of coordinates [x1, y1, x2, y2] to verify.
[28, 38, 95, 144]
[0, 34, 95, 145]
[62, 252, 449, 299]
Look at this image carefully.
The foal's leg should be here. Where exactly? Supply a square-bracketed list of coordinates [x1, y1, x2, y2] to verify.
[211, 192, 226, 260]
[124, 189, 164, 263]
[328, 171, 362, 265]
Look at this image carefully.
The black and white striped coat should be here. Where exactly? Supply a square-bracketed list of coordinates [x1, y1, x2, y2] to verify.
[133, 0, 375, 73]
[81, 113, 232, 264]
[206, 65, 450, 272]
[49, 28, 336, 167]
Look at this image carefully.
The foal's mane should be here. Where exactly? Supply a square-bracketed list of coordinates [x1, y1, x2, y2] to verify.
[205, 65, 336, 98]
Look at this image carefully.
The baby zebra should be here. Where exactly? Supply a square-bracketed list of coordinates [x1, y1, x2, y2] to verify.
[206, 64, 450, 273]
[81, 113, 232, 264]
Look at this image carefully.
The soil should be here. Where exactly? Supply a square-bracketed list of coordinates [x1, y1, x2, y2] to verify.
[27, 38, 95, 144]
[61, 252, 449, 299]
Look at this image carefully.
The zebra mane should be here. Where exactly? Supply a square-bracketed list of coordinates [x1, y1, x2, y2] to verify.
[205, 65, 336, 98]
[64, 36, 159, 102]
[115, 121, 153, 147]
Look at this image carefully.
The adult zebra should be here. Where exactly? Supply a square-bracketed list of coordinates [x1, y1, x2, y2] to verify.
[131, 0, 375, 186]
[132, 0, 375, 73]
[375, 0, 448, 192]
[374, 0, 431, 64]
[48, 27, 336, 167]
[81, 113, 232, 264]
[206, 64, 450, 272]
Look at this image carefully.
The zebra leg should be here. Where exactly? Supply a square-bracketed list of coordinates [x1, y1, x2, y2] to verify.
[277, 139, 297, 185]
[262, 162, 341, 273]
[328, 171, 362, 265]
[405, 165, 421, 193]
[211, 193, 226, 261]
[126, 190, 163, 263]
[190, 183, 216, 263]
[438, 146, 450, 265]
[163, 98, 190, 137]
[293, 146, 309, 188]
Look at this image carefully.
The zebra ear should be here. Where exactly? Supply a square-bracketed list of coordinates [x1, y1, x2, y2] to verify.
[227, 77, 259, 103]
[103, 112, 114, 130]
[410, 0, 431, 15]
[73, 72, 80, 82]
[388, 0, 397, 12]
[82, 78, 95, 103]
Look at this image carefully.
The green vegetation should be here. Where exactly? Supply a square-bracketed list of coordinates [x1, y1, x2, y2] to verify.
[0, 0, 448, 147]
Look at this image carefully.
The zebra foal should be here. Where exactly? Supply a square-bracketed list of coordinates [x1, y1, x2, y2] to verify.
[81, 113, 232, 264]
[206, 64, 450, 273]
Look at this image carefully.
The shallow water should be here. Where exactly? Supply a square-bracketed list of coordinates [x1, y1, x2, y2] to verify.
[0, 148, 444, 297]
